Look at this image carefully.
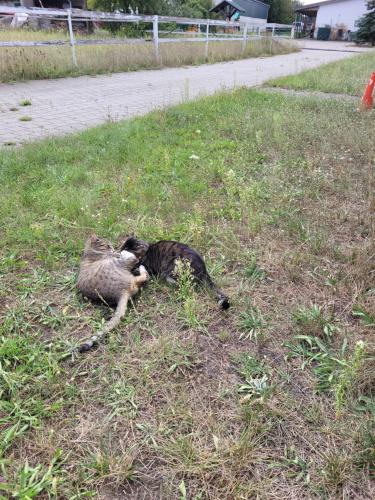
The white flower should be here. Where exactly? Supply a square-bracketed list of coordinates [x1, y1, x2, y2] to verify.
[189, 154, 200, 160]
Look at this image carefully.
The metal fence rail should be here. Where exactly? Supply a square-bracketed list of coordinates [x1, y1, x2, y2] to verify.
[0, 6, 294, 66]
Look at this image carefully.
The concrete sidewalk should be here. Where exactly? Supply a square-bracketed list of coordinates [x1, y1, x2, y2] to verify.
[295, 39, 371, 52]
[0, 42, 371, 146]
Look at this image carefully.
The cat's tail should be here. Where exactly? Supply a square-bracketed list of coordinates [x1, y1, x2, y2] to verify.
[77, 291, 130, 353]
[202, 275, 230, 310]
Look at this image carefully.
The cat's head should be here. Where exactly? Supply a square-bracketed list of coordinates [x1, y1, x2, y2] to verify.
[84, 234, 114, 256]
[120, 234, 149, 259]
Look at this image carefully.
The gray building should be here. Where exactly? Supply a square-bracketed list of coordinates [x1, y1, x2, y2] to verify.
[210, 0, 270, 21]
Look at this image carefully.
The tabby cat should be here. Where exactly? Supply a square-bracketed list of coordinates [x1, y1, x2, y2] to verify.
[76, 234, 149, 352]
[120, 236, 230, 309]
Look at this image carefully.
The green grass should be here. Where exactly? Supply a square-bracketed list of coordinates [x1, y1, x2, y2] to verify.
[268, 51, 375, 96]
[19, 99, 32, 107]
[0, 89, 374, 497]
[0, 28, 118, 42]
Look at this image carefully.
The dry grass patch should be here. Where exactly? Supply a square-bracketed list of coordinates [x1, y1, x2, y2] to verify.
[0, 38, 296, 83]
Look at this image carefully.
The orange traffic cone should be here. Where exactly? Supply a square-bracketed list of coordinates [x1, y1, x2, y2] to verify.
[359, 72, 375, 111]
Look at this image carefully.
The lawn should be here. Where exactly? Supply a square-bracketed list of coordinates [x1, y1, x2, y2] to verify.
[0, 89, 374, 498]
[268, 50, 375, 96]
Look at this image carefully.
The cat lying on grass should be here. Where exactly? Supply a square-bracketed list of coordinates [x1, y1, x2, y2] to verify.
[76, 234, 149, 352]
[120, 235, 230, 310]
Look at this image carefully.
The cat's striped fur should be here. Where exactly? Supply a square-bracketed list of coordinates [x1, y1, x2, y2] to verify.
[120, 236, 230, 309]
[76, 234, 149, 352]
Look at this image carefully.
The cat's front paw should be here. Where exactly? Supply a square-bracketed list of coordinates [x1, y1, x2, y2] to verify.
[139, 265, 149, 278]
[121, 250, 135, 259]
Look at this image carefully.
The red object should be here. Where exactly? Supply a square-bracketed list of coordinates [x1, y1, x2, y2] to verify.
[359, 72, 375, 111]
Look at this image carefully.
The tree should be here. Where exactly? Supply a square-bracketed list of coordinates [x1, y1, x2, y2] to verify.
[355, 0, 375, 45]
[87, 0, 165, 14]
[87, 0, 212, 17]
[265, 0, 295, 24]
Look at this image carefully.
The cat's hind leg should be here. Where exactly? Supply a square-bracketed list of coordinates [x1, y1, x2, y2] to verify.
[159, 270, 177, 285]
[78, 291, 130, 353]
[165, 275, 178, 285]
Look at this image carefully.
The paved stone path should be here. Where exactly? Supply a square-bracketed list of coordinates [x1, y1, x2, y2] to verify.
[0, 40, 371, 146]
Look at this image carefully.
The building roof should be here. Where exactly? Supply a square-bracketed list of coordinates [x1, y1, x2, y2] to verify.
[210, 0, 270, 19]
[295, 0, 358, 14]
[212, 0, 246, 13]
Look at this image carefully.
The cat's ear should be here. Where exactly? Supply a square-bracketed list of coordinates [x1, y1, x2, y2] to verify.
[119, 234, 137, 251]
[90, 233, 98, 241]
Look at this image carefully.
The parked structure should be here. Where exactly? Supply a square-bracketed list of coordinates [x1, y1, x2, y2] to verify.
[295, 0, 368, 40]
[0, 1, 87, 28]
[0, 0, 85, 8]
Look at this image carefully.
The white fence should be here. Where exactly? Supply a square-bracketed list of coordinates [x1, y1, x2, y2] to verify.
[0, 6, 294, 66]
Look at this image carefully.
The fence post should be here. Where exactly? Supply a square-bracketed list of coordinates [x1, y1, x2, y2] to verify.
[205, 20, 209, 60]
[153, 15, 160, 63]
[67, 9, 77, 67]
[242, 23, 248, 53]
[272, 24, 275, 38]
[291, 25, 295, 39]
[258, 26, 261, 38]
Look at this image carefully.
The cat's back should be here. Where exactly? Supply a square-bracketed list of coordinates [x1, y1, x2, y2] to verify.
[78, 254, 132, 303]
[144, 240, 207, 277]
[149, 240, 200, 256]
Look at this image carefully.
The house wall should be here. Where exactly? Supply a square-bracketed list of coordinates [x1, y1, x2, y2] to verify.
[243, 1, 269, 20]
[316, 0, 367, 31]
